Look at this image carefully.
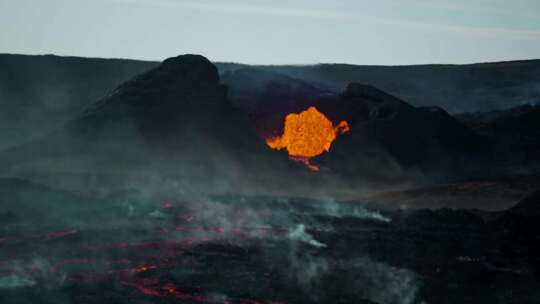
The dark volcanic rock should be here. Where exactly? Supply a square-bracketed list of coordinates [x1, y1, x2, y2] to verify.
[222, 67, 335, 137]
[333, 83, 485, 161]
[509, 190, 540, 217]
[222, 67, 332, 103]
[78, 54, 232, 146]
[252, 59, 540, 113]
[224, 70, 489, 182]
[85, 54, 224, 115]
[314, 83, 488, 180]
[0, 55, 281, 179]
[402, 208, 485, 229]
[459, 104, 540, 165]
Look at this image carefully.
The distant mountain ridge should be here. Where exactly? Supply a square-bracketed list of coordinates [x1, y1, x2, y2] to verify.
[1, 53, 539, 150]
[248, 59, 540, 113]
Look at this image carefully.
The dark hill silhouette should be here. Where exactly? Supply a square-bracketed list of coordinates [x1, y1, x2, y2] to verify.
[313, 84, 488, 180]
[2, 53, 540, 150]
[250, 60, 540, 114]
[221, 67, 488, 180]
[510, 190, 540, 217]
[458, 104, 540, 166]
[221, 67, 336, 137]
[0, 55, 289, 189]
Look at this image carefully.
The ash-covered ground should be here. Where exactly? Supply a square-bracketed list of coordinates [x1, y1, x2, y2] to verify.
[1, 180, 539, 304]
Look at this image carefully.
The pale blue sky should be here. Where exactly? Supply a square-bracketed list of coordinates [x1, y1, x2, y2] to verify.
[1, 0, 539, 64]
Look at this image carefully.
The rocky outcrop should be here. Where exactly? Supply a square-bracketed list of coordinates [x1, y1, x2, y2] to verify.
[0, 55, 281, 179]
[315, 83, 488, 179]
[509, 191, 540, 217]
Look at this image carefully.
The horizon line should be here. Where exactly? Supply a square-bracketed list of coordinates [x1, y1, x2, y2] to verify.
[2, 51, 540, 67]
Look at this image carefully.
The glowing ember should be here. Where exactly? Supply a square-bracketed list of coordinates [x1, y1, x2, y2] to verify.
[265, 106, 350, 171]
[43, 229, 78, 241]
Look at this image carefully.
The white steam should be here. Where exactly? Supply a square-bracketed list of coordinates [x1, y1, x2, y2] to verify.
[288, 224, 327, 248]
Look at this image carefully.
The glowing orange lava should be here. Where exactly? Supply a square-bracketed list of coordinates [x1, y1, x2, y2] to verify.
[265, 106, 350, 171]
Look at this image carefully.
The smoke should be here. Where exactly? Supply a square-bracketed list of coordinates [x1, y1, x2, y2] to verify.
[347, 257, 419, 304]
[284, 221, 418, 304]
[121, 193, 413, 304]
[288, 249, 329, 292]
[288, 224, 327, 248]
[285, 222, 330, 300]
[0, 257, 65, 290]
[0, 275, 36, 289]
[0, 174, 420, 303]
[318, 198, 392, 223]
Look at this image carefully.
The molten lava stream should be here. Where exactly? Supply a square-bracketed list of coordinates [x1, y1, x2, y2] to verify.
[265, 106, 349, 171]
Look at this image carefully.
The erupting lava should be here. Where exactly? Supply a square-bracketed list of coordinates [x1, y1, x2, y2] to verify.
[265, 106, 350, 171]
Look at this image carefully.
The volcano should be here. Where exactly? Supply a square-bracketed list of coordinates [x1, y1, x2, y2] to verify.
[0, 55, 292, 189]
[0, 54, 494, 193]
[224, 67, 488, 181]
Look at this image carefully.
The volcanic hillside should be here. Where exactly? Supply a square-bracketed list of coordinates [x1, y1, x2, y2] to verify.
[224, 67, 488, 181]
[3, 54, 540, 152]
[0, 54, 507, 195]
[0, 55, 290, 190]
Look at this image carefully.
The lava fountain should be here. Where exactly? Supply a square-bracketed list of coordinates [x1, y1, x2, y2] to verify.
[265, 106, 350, 171]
